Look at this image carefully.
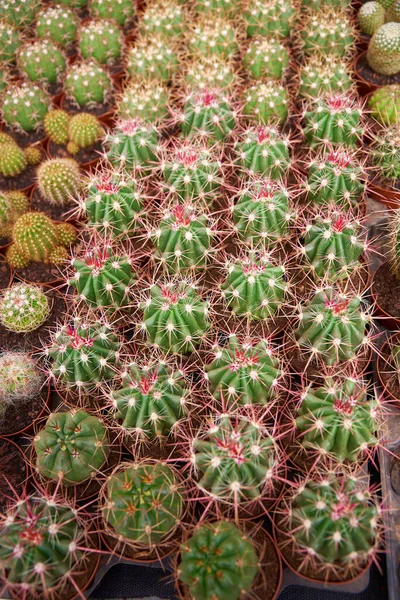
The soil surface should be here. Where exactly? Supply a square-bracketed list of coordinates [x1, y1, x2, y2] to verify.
[3, 125, 46, 148]
[0, 161, 38, 192]
[0, 260, 11, 289]
[14, 261, 63, 285]
[30, 187, 75, 222]
[0, 386, 48, 436]
[47, 140, 103, 168]
[0, 439, 27, 510]
[62, 95, 115, 119]
[357, 53, 400, 87]
[373, 262, 400, 320]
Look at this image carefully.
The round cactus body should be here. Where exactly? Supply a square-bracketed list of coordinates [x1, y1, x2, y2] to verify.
[103, 461, 184, 546]
[178, 521, 258, 600]
[303, 95, 363, 150]
[0, 352, 43, 407]
[181, 89, 236, 144]
[190, 18, 238, 59]
[244, 0, 295, 38]
[68, 113, 104, 150]
[0, 0, 39, 28]
[243, 80, 289, 125]
[185, 56, 236, 91]
[195, 0, 241, 17]
[387, 0, 400, 20]
[25, 146, 41, 165]
[36, 5, 78, 46]
[371, 127, 400, 184]
[367, 22, 400, 75]
[79, 19, 123, 65]
[35, 409, 110, 485]
[0, 143, 27, 178]
[117, 80, 170, 125]
[243, 37, 289, 81]
[44, 109, 71, 146]
[17, 39, 66, 86]
[369, 85, 400, 126]
[0, 21, 19, 62]
[0, 283, 50, 333]
[142, 281, 210, 354]
[205, 335, 283, 406]
[37, 158, 81, 206]
[298, 56, 353, 101]
[300, 12, 355, 57]
[2, 82, 50, 133]
[111, 361, 188, 440]
[358, 2, 385, 36]
[91, 0, 134, 26]
[294, 288, 369, 366]
[140, 1, 184, 39]
[235, 126, 291, 180]
[65, 60, 112, 107]
[0, 190, 29, 238]
[126, 37, 179, 84]
[106, 119, 159, 172]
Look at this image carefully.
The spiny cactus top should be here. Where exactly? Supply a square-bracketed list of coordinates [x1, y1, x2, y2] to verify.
[44, 109, 70, 146]
[298, 55, 354, 101]
[371, 127, 400, 184]
[91, 0, 134, 26]
[111, 360, 188, 440]
[358, 1, 386, 36]
[0, 0, 39, 28]
[37, 158, 81, 206]
[1, 82, 50, 133]
[65, 60, 112, 108]
[181, 88, 236, 145]
[0, 190, 29, 238]
[141, 280, 210, 354]
[140, 1, 185, 39]
[17, 38, 66, 86]
[296, 377, 377, 463]
[367, 22, 400, 76]
[185, 55, 236, 92]
[0, 283, 50, 333]
[294, 288, 370, 366]
[195, 0, 242, 17]
[369, 85, 400, 126]
[34, 409, 110, 485]
[300, 12, 355, 57]
[178, 521, 258, 600]
[79, 19, 123, 65]
[0, 352, 44, 405]
[205, 335, 284, 406]
[243, 80, 289, 126]
[244, 0, 295, 38]
[117, 80, 170, 125]
[191, 414, 281, 504]
[243, 36, 290, 81]
[126, 36, 179, 84]
[235, 125, 291, 180]
[103, 461, 184, 546]
[106, 119, 159, 172]
[36, 5, 78, 46]
[68, 112, 104, 153]
[190, 18, 238, 59]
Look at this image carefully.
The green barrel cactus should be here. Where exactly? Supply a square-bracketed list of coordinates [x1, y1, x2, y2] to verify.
[221, 250, 287, 320]
[106, 119, 159, 172]
[195, 0, 242, 17]
[126, 36, 179, 84]
[65, 60, 112, 108]
[140, 1, 184, 39]
[358, 2, 385, 36]
[117, 80, 170, 125]
[1, 82, 50, 133]
[243, 80, 289, 125]
[36, 5, 78, 46]
[298, 56, 353, 101]
[185, 56, 236, 92]
[103, 461, 184, 547]
[0, 143, 27, 178]
[205, 335, 283, 406]
[369, 85, 400, 126]
[67, 113, 104, 153]
[0, 0, 39, 28]
[296, 377, 377, 463]
[141, 280, 210, 354]
[235, 125, 291, 180]
[0, 352, 44, 414]
[44, 109, 71, 146]
[34, 409, 110, 485]
[0, 190, 29, 238]
[91, 0, 134, 26]
[37, 158, 81, 206]
[244, 0, 295, 38]
[243, 37, 289, 81]
[294, 288, 369, 366]
[79, 19, 123, 65]
[0, 21, 19, 62]
[300, 12, 355, 57]
[371, 127, 400, 184]
[181, 88, 236, 144]
[111, 360, 188, 440]
[17, 39, 66, 86]
[190, 18, 238, 59]
[46, 318, 121, 387]
[0, 283, 50, 333]
[367, 23, 400, 75]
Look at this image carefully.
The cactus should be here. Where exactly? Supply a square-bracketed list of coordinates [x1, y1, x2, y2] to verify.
[368, 85, 400, 126]
[140, 1, 185, 39]
[302, 95, 363, 150]
[0, 21, 19, 63]
[371, 127, 400, 185]
[141, 280, 210, 354]
[106, 119, 159, 172]
[0, 495, 94, 597]
[231, 178, 294, 246]
[34, 409, 110, 485]
[244, 0, 295, 38]
[281, 473, 381, 575]
[117, 80, 170, 125]
[79, 19, 123, 65]
[178, 521, 258, 600]
[305, 148, 366, 208]
[126, 36, 179, 84]
[367, 22, 400, 75]
[296, 376, 377, 463]
[221, 249, 287, 320]
[0, 283, 50, 333]
[181, 88, 236, 144]
[302, 0, 349, 7]
[65, 60, 112, 108]
[386, 0, 400, 21]
[0, 0, 39, 28]
[46, 318, 120, 387]
[54, 0, 88, 6]
[44, 109, 71, 146]
[389, 208, 400, 278]
[0, 143, 27, 178]
[243, 37, 289, 81]
[151, 203, 215, 273]
[37, 158, 81, 206]
[235, 125, 291, 180]
[195, 0, 241, 17]
[294, 287, 369, 366]
[67, 113, 104, 153]
[103, 461, 184, 546]
[298, 56, 354, 101]
[243, 80, 289, 125]
[0, 190, 29, 238]
[185, 56, 236, 91]
[161, 141, 222, 203]
[69, 245, 136, 310]
[1, 82, 50, 133]
[83, 170, 144, 238]
[91, 0, 134, 26]
[358, 2, 385, 36]
[0, 352, 43, 410]
[377, 0, 395, 8]
[190, 18, 238, 59]
[17, 39, 66, 86]
[191, 414, 281, 504]
[205, 335, 283, 406]
[300, 12, 355, 57]
[110, 360, 188, 440]
[25, 146, 41, 165]
[36, 5, 78, 46]
[0, 67, 9, 94]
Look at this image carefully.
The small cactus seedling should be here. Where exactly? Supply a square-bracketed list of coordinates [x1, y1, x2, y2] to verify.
[358, 2, 385, 36]
[37, 158, 81, 206]
[371, 127, 400, 185]
[0, 191, 29, 238]
[244, 0, 295, 38]
[178, 521, 258, 600]
[79, 19, 123, 65]
[295, 376, 377, 463]
[106, 119, 159, 172]
[367, 22, 400, 75]
[126, 37, 179, 84]
[102, 460, 184, 547]
[67, 113, 104, 154]
[34, 409, 110, 485]
[0, 21, 19, 63]
[36, 5, 78, 46]
[0, 0, 39, 28]
[302, 95, 364, 150]
[189, 18, 238, 60]
[91, 0, 134, 26]
[300, 12, 355, 57]
[1, 82, 50, 133]
[221, 250, 288, 321]
[243, 37, 289, 81]
[0, 143, 27, 178]
[243, 80, 289, 125]
[0, 352, 44, 416]
[235, 125, 291, 180]
[185, 56, 236, 92]
[141, 280, 210, 354]
[298, 56, 354, 101]
[65, 60, 112, 108]
[46, 317, 121, 387]
[0, 283, 50, 333]
[294, 287, 370, 366]
[44, 109, 71, 146]
[369, 85, 400, 126]
[17, 39, 66, 86]
[195, 0, 242, 18]
[110, 359, 188, 441]
[205, 335, 284, 406]
[117, 80, 170, 125]
[140, 1, 185, 39]
[180, 88, 236, 145]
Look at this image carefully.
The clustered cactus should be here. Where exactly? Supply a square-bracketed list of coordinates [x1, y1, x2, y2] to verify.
[44, 109, 104, 154]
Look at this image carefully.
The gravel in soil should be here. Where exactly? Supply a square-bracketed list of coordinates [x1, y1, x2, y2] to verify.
[47, 140, 103, 168]
[373, 262, 400, 320]
[0, 439, 26, 510]
[0, 386, 48, 436]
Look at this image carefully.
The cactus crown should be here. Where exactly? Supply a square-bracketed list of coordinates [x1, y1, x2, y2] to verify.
[0, 283, 50, 333]
[140, 1, 184, 39]
[298, 56, 353, 101]
[36, 5, 78, 46]
[126, 36, 179, 83]
[2, 82, 50, 133]
[358, 2, 385, 36]
[185, 56, 236, 91]
[181, 88, 236, 144]
[367, 22, 400, 75]
[0, 352, 44, 408]
[243, 80, 289, 125]
[371, 127, 400, 183]
[235, 125, 291, 180]
[117, 80, 170, 124]
[106, 118, 159, 171]
[300, 12, 355, 57]
[79, 19, 122, 65]
[244, 0, 295, 38]
[243, 36, 290, 81]
[190, 17, 238, 59]
[65, 60, 112, 107]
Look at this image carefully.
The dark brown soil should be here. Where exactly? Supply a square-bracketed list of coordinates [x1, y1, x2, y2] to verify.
[30, 188, 75, 222]
[106, 61, 126, 77]
[0, 146, 45, 191]
[378, 335, 400, 401]
[14, 261, 63, 285]
[0, 288, 65, 352]
[371, 173, 400, 193]
[3, 124, 46, 149]
[0, 386, 49, 436]
[62, 95, 115, 119]
[47, 81, 64, 98]
[373, 262, 400, 320]
[390, 446, 400, 495]
[357, 53, 400, 87]
[47, 140, 103, 168]
[0, 439, 27, 510]
[0, 260, 11, 289]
